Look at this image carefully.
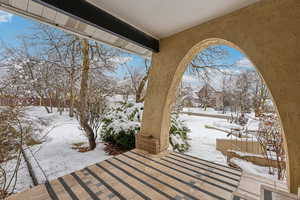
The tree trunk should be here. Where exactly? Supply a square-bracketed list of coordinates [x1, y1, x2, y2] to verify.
[44, 105, 50, 113]
[69, 70, 75, 117]
[79, 39, 96, 150]
[136, 72, 148, 103]
[40, 96, 50, 113]
[49, 93, 53, 113]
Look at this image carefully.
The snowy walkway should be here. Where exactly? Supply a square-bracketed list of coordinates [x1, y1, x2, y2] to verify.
[180, 114, 229, 165]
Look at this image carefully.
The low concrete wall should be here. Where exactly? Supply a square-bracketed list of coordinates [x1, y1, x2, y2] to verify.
[216, 139, 264, 155]
[216, 139, 285, 168]
[180, 112, 231, 119]
[227, 151, 284, 168]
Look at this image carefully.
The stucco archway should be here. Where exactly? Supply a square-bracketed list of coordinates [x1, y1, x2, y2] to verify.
[137, 0, 300, 193]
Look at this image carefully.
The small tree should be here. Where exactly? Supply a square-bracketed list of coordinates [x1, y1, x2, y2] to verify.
[0, 104, 32, 198]
[256, 113, 286, 180]
[124, 59, 150, 103]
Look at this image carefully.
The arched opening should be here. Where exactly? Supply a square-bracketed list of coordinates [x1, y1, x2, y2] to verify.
[140, 34, 300, 193]
[170, 39, 287, 181]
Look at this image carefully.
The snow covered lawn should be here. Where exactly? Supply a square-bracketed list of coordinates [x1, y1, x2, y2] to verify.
[179, 114, 282, 181]
[5, 106, 111, 193]
[27, 107, 111, 179]
[179, 114, 229, 164]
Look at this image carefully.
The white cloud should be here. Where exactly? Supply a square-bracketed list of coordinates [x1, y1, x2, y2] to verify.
[181, 74, 203, 89]
[0, 10, 13, 23]
[235, 57, 254, 67]
[182, 74, 198, 84]
[109, 56, 133, 65]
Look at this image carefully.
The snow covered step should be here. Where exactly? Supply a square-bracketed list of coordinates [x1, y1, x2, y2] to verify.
[261, 185, 297, 200]
[232, 191, 258, 200]
[236, 172, 290, 200]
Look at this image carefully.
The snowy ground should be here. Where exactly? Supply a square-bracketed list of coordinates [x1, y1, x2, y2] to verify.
[2, 106, 283, 194]
[2, 106, 111, 193]
[179, 114, 281, 181]
[26, 107, 111, 181]
[179, 114, 229, 164]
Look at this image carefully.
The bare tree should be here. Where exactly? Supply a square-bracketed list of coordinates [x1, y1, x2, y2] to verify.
[124, 59, 150, 103]
[1, 22, 124, 150]
[187, 46, 231, 82]
[28, 24, 82, 117]
[78, 38, 96, 150]
[252, 71, 270, 116]
[256, 113, 286, 180]
[76, 38, 120, 150]
[0, 88, 33, 198]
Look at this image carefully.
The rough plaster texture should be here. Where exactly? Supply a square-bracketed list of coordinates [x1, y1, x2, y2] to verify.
[139, 0, 300, 193]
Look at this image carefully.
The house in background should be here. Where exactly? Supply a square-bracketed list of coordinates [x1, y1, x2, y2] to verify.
[196, 84, 224, 110]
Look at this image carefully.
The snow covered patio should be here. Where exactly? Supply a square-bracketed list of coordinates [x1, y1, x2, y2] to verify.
[8, 149, 293, 200]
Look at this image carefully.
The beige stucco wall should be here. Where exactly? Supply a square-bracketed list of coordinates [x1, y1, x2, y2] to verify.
[139, 0, 300, 193]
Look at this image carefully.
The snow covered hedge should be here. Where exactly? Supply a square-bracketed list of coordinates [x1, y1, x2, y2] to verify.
[100, 102, 190, 152]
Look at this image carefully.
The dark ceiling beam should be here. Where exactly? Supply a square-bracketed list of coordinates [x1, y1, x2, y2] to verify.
[33, 0, 159, 52]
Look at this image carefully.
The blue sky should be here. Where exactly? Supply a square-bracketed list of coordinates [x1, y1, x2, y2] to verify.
[0, 10, 253, 80]
[0, 11, 36, 47]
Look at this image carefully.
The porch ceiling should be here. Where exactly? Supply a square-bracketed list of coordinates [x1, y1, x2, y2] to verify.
[87, 0, 260, 38]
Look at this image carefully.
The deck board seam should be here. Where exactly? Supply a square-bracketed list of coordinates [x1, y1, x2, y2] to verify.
[57, 177, 79, 200]
[84, 167, 126, 200]
[165, 155, 240, 182]
[45, 181, 59, 200]
[95, 163, 151, 200]
[70, 172, 100, 200]
[161, 157, 239, 188]
[130, 151, 236, 192]
[170, 153, 241, 176]
[114, 156, 200, 200]
[105, 159, 174, 199]
[124, 152, 226, 200]
[174, 152, 241, 172]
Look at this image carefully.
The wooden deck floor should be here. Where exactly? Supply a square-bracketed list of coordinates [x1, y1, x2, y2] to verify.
[8, 149, 243, 200]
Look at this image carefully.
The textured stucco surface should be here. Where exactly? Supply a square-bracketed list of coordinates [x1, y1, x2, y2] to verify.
[139, 0, 300, 193]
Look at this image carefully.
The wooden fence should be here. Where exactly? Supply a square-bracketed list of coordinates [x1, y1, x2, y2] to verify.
[0, 97, 72, 107]
[216, 138, 264, 155]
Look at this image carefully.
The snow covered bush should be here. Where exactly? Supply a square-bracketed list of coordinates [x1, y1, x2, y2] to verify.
[169, 115, 191, 152]
[100, 102, 142, 150]
[100, 102, 190, 152]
